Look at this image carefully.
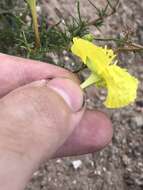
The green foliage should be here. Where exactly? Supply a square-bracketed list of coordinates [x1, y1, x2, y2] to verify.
[0, 0, 142, 66]
[88, 0, 119, 27]
[17, 0, 120, 60]
[0, 0, 26, 54]
[0, 14, 23, 54]
[0, 0, 25, 14]
[39, 16, 88, 52]
[0, 0, 17, 11]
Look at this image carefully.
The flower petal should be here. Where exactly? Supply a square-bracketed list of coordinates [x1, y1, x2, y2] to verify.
[104, 65, 139, 108]
[71, 38, 116, 66]
[71, 37, 139, 108]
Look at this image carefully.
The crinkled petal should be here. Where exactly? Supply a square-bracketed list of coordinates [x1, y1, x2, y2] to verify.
[71, 37, 139, 108]
[104, 65, 139, 108]
[71, 37, 116, 66]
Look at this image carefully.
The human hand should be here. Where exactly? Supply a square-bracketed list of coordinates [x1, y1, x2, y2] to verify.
[0, 53, 112, 190]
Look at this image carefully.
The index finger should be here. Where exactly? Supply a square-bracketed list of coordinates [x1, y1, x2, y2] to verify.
[0, 53, 79, 97]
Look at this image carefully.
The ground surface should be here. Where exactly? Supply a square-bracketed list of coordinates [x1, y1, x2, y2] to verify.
[26, 0, 143, 190]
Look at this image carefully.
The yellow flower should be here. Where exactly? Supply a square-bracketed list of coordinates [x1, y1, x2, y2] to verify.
[71, 37, 139, 108]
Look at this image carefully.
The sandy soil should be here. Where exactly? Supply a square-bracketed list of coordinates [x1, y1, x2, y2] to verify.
[26, 0, 143, 189]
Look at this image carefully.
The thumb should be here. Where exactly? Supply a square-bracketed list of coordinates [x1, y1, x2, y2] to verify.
[0, 78, 84, 165]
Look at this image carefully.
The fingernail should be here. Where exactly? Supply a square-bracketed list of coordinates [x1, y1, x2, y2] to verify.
[47, 78, 84, 112]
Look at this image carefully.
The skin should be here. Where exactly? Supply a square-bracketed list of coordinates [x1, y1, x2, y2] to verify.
[0, 53, 113, 190]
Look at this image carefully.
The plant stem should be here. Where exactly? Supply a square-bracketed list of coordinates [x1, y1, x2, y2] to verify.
[115, 47, 143, 53]
[27, 0, 41, 48]
[93, 38, 143, 53]
[80, 74, 98, 89]
[93, 37, 119, 42]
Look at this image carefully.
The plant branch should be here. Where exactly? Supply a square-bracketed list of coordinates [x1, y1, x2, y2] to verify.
[27, 0, 41, 48]
[93, 37, 143, 53]
[115, 46, 143, 53]
[88, 0, 120, 26]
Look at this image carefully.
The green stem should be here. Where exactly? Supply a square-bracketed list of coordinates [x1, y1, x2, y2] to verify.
[27, 0, 41, 48]
[80, 74, 98, 89]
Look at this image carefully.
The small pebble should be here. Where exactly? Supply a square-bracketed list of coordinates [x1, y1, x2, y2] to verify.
[72, 180, 77, 184]
[56, 159, 62, 164]
[71, 160, 82, 170]
[36, 5, 41, 14]
[133, 116, 143, 127]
